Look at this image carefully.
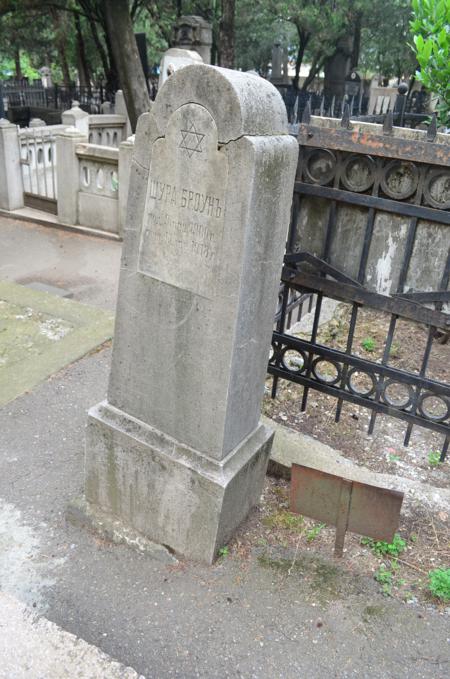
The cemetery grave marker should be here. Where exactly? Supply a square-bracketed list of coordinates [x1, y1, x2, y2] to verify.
[82, 64, 298, 563]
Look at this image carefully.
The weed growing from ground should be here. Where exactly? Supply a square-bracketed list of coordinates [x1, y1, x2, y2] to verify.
[218, 546, 229, 557]
[428, 450, 442, 467]
[306, 523, 326, 542]
[428, 568, 450, 602]
[361, 534, 406, 557]
[263, 510, 304, 532]
[361, 337, 376, 352]
[375, 565, 394, 595]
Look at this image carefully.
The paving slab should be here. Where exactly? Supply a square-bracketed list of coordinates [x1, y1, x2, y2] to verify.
[0, 592, 143, 679]
[0, 280, 114, 405]
[1, 216, 449, 678]
[0, 347, 449, 679]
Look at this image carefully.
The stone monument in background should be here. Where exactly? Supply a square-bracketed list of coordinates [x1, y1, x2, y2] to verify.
[82, 64, 298, 563]
[158, 47, 203, 89]
[173, 15, 212, 64]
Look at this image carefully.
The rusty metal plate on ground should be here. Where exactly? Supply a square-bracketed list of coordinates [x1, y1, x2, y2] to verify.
[290, 464, 404, 556]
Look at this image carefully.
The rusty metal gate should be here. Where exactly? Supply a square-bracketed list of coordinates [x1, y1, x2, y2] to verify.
[19, 127, 58, 214]
[269, 109, 450, 460]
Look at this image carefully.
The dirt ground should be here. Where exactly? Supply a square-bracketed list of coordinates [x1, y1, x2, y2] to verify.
[259, 304, 449, 605]
[265, 305, 450, 488]
[227, 476, 449, 608]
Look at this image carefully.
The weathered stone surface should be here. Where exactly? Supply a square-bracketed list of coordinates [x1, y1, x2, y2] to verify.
[158, 47, 203, 88]
[84, 65, 298, 562]
[152, 63, 289, 143]
[85, 402, 273, 563]
[0, 280, 114, 406]
[0, 119, 24, 211]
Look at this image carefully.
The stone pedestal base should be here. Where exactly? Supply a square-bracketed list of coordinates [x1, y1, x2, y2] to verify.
[84, 401, 273, 563]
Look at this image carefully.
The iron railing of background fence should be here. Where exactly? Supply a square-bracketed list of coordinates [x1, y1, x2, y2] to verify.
[0, 79, 110, 113]
[278, 82, 430, 128]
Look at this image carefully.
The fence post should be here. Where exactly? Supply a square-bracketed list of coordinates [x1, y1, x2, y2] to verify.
[56, 126, 86, 225]
[118, 134, 134, 238]
[62, 100, 89, 136]
[0, 119, 24, 210]
[0, 83, 4, 119]
[395, 82, 408, 127]
[114, 90, 132, 138]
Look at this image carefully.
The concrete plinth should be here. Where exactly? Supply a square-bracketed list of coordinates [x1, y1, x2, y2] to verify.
[85, 401, 273, 564]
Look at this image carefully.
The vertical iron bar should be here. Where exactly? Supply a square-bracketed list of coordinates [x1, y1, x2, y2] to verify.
[440, 437, 449, 463]
[335, 303, 359, 422]
[301, 292, 323, 412]
[368, 315, 398, 435]
[271, 190, 302, 398]
[403, 325, 435, 446]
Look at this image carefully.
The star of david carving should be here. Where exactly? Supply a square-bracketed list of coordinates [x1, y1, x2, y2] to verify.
[179, 121, 205, 157]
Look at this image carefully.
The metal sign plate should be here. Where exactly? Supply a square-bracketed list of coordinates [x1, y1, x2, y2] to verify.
[290, 464, 404, 556]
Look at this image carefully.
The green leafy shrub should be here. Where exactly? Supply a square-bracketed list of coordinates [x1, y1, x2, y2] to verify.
[428, 568, 450, 601]
[410, 0, 450, 126]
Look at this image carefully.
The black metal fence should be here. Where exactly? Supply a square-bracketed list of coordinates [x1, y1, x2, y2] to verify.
[269, 109, 450, 459]
[277, 83, 429, 128]
[0, 79, 109, 116]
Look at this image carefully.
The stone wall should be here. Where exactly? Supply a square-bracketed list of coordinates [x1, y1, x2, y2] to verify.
[294, 116, 450, 305]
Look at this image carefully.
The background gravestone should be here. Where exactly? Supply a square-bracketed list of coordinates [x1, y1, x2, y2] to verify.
[83, 64, 298, 563]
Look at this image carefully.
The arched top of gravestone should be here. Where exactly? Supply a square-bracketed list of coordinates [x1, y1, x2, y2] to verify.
[152, 64, 288, 144]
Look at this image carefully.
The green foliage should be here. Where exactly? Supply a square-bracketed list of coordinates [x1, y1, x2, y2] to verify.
[359, 0, 415, 80]
[410, 0, 450, 126]
[428, 450, 442, 467]
[374, 564, 394, 595]
[361, 534, 406, 557]
[428, 568, 450, 602]
[306, 522, 326, 542]
[218, 545, 229, 557]
[361, 337, 376, 352]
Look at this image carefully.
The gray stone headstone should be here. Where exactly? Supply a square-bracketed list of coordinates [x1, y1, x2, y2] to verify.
[83, 64, 298, 563]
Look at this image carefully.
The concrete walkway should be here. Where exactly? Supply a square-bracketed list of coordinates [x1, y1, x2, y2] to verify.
[1, 217, 449, 678]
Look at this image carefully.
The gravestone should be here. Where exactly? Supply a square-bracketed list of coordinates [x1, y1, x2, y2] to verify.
[174, 15, 212, 64]
[83, 64, 298, 563]
[158, 47, 203, 89]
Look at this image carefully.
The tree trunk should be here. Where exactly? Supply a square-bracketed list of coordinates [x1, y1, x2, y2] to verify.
[219, 0, 235, 68]
[102, 0, 151, 132]
[294, 27, 309, 90]
[351, 12, 362, 70]
[81, 3, 111, 87]
[101, 24, 120, 95]
[14, 47, 22, 80]
[301, 56, 325, 91]
[51, 9, 71, 86]
[75, 14, 91, 92]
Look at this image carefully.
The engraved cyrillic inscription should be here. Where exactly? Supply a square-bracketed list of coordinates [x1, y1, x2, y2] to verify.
[138, 104, 228, 298]
[148, 181, 223, 218]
